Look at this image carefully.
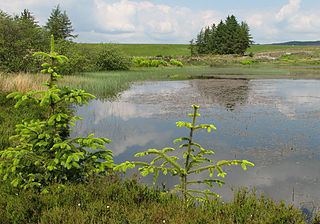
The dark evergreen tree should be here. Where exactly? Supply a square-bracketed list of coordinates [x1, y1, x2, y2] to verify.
[45, 5, 77, 40]
[192, 15, 252, 55]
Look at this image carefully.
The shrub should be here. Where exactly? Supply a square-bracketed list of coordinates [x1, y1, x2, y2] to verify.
[140, 59, 151, 67]
[94, 44, 131, 71]
[0, 10, 49, 73]
[151, 60, 160, 67]
[132, 58, 168, 67]
[54, 40, 90, 75]
[240, 59, 257, 65]
[170, 59, 183, 67]
[159, 60, 168, 66]
[132, 57, 144, 65]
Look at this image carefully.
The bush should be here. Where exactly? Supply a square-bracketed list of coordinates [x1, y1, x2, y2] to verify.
[159, 60, 168, 66]
[170, 59, 183, 67]
[133, 58, 168, 67]
[240, 59, 257, 65]
[132, 57, 145, 65]
[94, 44, 131, 71]
[139, 59, 151, 67]
[151, 60, 160, 67]
[0, 10, 49, 73]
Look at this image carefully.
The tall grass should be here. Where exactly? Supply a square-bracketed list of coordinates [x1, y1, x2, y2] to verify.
[0, 72, 48, 93]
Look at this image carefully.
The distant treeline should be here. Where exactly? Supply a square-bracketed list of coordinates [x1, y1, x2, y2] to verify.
[0, 7, 130, 74]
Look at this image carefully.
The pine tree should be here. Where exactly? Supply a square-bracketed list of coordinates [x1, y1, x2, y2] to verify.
[192, 15, 252, 55]
[45, 5, 77, 40]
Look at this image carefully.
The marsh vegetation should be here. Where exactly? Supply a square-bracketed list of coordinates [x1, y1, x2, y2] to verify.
[2, 6, 320, 223]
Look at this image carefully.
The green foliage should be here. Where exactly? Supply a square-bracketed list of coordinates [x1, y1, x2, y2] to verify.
[133, 57, 169, 67]
[44, 5, 77, 40]
[0, 176, 312, 223]
[0, 9, 49, 72]
[115, 105, 254, 204]
[151, 60, 161, 67]
[193, 15, 252, 55]
[0, 35, 113, 191]
[0, 92, 49, 151]
[240, 59, 257, 65]
[133, 57, 150, 67]
[54, 40, 92, 75]
[93, 44, 131, 71]
[159, 60, 168, 66]
[170, 59, 183, 67]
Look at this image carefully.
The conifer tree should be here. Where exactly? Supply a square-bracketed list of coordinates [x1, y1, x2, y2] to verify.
[192, 15, 252, 55]
[45, 5, 77, 40]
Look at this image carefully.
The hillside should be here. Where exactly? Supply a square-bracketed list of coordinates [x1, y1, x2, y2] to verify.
[271, 41, 320, 46]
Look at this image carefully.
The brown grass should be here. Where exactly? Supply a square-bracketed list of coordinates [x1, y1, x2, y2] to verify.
[0, 72, 48, 93]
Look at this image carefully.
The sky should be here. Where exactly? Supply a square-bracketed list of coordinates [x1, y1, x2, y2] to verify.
[1, 0, 320, 44]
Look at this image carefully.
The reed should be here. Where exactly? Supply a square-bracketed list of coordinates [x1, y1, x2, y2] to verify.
[0, 72, 48, 93]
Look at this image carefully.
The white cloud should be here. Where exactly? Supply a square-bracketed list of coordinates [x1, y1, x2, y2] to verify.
[244, 0, 320, 43]
[3, 0, 320, 43]
[246, 14, 263, 28]
[94, 0, 137, 32]
[276, 0, 302, 21]
[90, 0, 220, 43]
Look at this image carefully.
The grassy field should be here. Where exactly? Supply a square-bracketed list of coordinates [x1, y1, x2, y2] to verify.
[78, 43, 191, 57]
[78, 43, 320, 57]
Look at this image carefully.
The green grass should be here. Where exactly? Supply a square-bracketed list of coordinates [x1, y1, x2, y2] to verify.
[77, 43, 190, 57]
[77, 43, 320, 57]
[0, 175, 313, 223]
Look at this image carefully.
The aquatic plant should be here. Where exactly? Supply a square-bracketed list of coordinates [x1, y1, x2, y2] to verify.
[115, 104, 254, 205]
[0, 35, 113, 191]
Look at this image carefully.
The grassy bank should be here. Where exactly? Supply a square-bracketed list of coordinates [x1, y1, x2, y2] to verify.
[2, 63, 320, 101]
[1, 175, 316, 223]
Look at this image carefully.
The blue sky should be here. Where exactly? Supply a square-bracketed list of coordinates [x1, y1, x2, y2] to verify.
[1, 0, 320, 44]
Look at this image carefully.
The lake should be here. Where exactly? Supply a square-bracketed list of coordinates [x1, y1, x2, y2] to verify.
[71, 78, 320, 211]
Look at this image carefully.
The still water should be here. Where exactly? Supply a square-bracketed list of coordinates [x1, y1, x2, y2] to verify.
[72, 79, 320, 210]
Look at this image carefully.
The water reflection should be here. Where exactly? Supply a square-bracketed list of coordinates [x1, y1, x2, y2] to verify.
[71, 79, 320, 209]
[190, 79, 250, 111]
